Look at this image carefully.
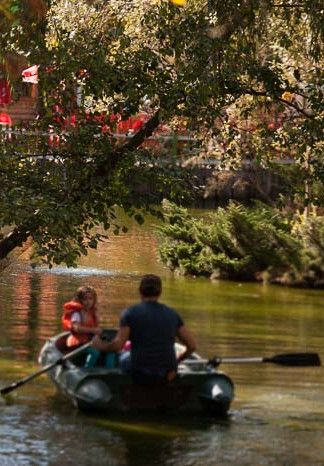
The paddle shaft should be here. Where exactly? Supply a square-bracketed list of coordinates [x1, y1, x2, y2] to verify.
[183, 352, 321, 367]
[181, 357, 263, 367]
[0, 341, 92, 396]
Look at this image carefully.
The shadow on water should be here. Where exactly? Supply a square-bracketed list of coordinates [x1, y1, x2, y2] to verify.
[0, 375, 233, 466]
[46, 391, 237, 466]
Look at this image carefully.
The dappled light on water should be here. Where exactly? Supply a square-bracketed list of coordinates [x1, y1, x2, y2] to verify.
[34, 266, 119, 276]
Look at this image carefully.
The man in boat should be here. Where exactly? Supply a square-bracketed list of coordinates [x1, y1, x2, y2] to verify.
[92, 274, 196, 384]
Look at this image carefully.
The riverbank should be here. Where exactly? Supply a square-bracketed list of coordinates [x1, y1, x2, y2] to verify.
[3, 199, 324, 290]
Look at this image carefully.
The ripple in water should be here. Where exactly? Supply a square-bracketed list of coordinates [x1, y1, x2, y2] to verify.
[33, 266, 118, 277]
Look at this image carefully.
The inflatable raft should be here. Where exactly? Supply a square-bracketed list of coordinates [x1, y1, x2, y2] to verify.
[39, 330, 234, 416]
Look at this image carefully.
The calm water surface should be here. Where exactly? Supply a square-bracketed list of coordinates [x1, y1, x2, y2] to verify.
[0, 217, 323, 465]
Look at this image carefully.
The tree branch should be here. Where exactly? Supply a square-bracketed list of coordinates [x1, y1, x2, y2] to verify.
[0, 228, 31, 260]
[242, 89, 312, 118]
[271, 3, 305, 7]
[92, 109, 160, 179]
[277, 97, 312, 118]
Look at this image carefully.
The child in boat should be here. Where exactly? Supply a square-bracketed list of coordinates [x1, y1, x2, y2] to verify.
[62, 285, 115, 368]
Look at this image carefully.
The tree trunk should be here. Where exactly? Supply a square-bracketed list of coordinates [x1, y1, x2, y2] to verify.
[0, 228, 30, 260]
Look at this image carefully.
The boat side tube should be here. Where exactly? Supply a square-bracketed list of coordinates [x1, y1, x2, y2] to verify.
[198, 374, 234, 416]
[74, 376, 113, 410]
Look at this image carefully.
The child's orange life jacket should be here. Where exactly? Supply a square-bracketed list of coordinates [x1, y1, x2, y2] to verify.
[62, 301, 98, 347]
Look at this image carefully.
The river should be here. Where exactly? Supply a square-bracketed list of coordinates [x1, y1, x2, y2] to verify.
[0, 215, 323, 465]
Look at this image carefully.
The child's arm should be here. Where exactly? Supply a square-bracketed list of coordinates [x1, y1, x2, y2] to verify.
[70, 312, 102, 335]
[176, 326, 197, 363]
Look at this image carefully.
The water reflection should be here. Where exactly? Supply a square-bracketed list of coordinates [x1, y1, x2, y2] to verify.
[34, 266, 117, 276]
[0, 216, 324, 465]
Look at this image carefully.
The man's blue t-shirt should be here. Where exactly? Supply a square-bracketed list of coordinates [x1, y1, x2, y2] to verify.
[120, 301, 184, 374]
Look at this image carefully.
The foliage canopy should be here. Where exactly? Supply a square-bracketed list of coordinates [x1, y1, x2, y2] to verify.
[0, 0, 323, 265]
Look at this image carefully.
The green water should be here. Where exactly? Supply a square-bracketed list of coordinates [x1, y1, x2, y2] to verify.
[0, 216, 323, 465]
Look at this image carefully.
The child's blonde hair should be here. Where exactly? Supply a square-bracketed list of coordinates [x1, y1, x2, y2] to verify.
[74, 286, 97, 307]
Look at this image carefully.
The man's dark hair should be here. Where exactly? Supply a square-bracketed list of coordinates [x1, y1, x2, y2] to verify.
[139, 274, 162, 297]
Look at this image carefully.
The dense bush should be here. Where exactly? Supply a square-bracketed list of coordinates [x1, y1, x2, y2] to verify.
[158, 201, 324, 287]
[293, 215, 324, 286]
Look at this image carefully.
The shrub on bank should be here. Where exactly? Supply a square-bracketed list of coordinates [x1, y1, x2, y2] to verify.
[293, 215, 324, 287]
[158, 201, 324, 287]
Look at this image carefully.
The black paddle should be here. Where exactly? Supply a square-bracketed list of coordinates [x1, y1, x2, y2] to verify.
[208, 352, 322, 367]
[0, 341, 92, 396]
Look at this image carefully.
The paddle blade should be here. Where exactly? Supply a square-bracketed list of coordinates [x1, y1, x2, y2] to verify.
[1, 381, 21, 396]
[264, 352, 321, 367]
[1, 341, 90, 397]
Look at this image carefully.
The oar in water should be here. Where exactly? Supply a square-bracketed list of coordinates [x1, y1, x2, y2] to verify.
[0, 341, 92, 396]
[184, 352, 321, 368]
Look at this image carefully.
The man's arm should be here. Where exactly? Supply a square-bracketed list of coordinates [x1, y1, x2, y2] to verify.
[92, 326, 130, 352]
[176, 326, 197, 364]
